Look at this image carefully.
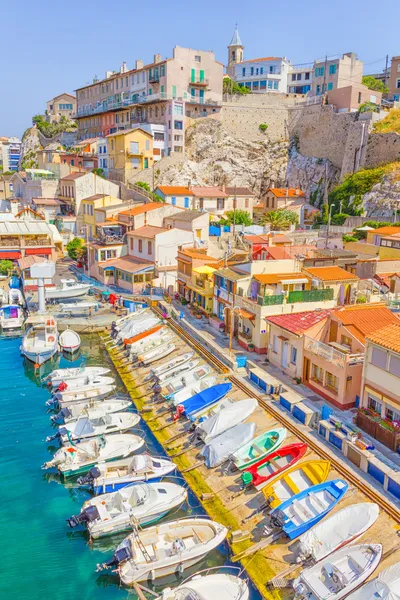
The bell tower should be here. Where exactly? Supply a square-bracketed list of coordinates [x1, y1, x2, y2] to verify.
[227, 25, 244, 78]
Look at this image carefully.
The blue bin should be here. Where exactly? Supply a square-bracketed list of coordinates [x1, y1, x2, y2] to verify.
[128, 302, 136, 313]
[236, 355, 247, 368]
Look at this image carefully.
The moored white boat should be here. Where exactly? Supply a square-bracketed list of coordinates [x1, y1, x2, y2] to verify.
[153, 359, 200, 387]
[293, 543, 382, 600]
[46, 366, 111, 387]
[45, 279, 91, 300]
[117, 316, 160, 344]
[59, 329, 81, 353]
[161, 366, 212, 400]
[168, 376, 216, 406]
[54, 412, 140, 443]
[346, 561, 400, 599]
[42, 433, 145, 476]
[51, 398, 132, 424]
[128, 329, 173, 357]
[21, 316, 58, 365]
[195, 398, 258, 442]
[68, 481, 188, 538]
[201, 422, 256, 468]
[98, 517, 228, 584]
[0, 304, 25, 330]
[48, 383, 116, 408]
[53, 375, 115, 391]
[9, 288, 24, 305]
[148, 352, 195, 380]
[159, 568, 250, 600]
[139, 342, 175, 366]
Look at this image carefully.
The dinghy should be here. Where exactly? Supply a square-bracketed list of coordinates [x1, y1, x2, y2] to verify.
[59, 329, 81, 353]
[148, 352, 195, 380]
[195, 399, 258, 443]
[168, 375, 216, 406]
[79, 453, 177, 494]
[54, 412, 140, 443]
[54, 375, 115, 392]
[0, 304, 25, 330]
[21, 316, 58, 365]
[46, 366, 110, 387]
[346, 560, 400, 600]
[162, 364, 211, 399]
[174, 383, 232, 421]
[159, 569, 250, 600]
[45, 279, 91, 300]
[232, 427, 287, 470]
[269, 479, 348, 540]
[262, 459, 331, 509]
[42, 433, 144, 476]
[152, 358, 199, 387]
[98, 517, 228, 584]
[51, 397, 132, 424]
[293, 543, 382, 600]
[68, 482, 188, 538]
[138, 342, 175, 366]
[241, 443, 308, 490]
[48, 383, 116, 408]
[201, 422, 256, 468]
[295, 502, 380, 563]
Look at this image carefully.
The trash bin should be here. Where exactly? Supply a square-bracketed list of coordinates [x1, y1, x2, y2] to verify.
[128, 302, 136, 313]
[236, 355, 247, 369]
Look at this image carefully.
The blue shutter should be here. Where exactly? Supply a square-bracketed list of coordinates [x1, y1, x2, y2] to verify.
[184, 197, 189, 208]
[172, 196, 176, 205]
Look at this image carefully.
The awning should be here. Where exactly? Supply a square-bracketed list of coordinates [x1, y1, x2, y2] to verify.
[25, 248, 52, 256]
[239, 308, 255, 320]
[0, 251, 21, 259]
[193, 265, 216, 275]
[278, 335, 289, 341]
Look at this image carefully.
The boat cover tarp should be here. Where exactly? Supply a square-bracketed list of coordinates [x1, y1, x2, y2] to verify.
[130, 455, 151, 472]
[298, 503, 380, 562]
[73, 417, 95, 436]
[201, 422, 256, 468]
[180, 383, 232, 417]
[196, 398, 258, 441]
[346, 562, 400, 600]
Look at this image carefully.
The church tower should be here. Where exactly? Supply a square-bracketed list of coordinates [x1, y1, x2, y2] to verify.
[227, 25, 244, 78]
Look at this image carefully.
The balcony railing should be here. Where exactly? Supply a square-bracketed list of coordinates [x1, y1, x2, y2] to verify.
[190, 78, 209, 86]
[287, 288, 334, 303]
[149, 74, 160, 83]
[98, 233, 125, 245]
[257, 294, 284, 306]
[304, 336, 364, 369]
[239, 330, 252, 341]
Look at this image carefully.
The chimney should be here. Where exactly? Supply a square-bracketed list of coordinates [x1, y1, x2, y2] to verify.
[10, 199, 19, 216]
[105, 70, 113, 79]
[154, 54, 161, 64]
[136, 59, 144, 70]
[120, 61, 128, 73]
[221, 184, 226, 192]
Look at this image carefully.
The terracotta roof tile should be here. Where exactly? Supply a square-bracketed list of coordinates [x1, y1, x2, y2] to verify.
[366, 323, 400, 353]
[268, 188, 305, 198]
[127, 225, 167, 239]
[225, 187, 255, 196]
[157, 186, 193, 196]
[190, 186, 228, 198]
[60, 172, 87, 181]
[304, 266, 359, 282]
[100, 256, 153, 273]
[332, 304, 399, 344]
[266, 310, 331, 335]
[254, 272, 310, 285]
[118, 203, 163, 217]
[370, 226, 400, 235]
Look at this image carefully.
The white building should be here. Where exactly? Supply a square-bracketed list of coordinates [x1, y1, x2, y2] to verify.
[0, 137, 22, 172]
[130, 123, 167, 160]
[97, 137, 108, 173]
[287, 65, 313, 94]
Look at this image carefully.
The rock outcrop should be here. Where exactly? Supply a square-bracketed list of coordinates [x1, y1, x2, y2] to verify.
[362, 167, 400, 218]
[286, 148, 340, 207]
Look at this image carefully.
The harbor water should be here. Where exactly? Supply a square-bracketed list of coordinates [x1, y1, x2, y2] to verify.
[0, 334, 235, 600]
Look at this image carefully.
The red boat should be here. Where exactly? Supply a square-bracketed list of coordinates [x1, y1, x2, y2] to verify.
[241, 442, 308, 490]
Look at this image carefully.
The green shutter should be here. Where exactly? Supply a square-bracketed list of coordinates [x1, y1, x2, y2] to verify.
[172, 85, 176, 98]
[161, 85, 165, 94]
[149, 88, 152, 95]
[199, 69, 204, 82]
[191, 68, 196, 83]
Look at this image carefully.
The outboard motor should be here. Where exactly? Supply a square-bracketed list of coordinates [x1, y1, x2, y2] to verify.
[46, 426, 68, 443]
[150, 379, 160, 390]
[51, 407, 72, 423]
[67, 504, 100, 528]
[152, 384, 162, 395]
[77, 466, 101, 486]
[270, 509, 286, 529]
[46, 392, 62, 408]
[97, 545, 132, 571]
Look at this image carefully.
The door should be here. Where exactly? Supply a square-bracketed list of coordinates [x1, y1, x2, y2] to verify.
[282, 341, 289, 369]
[303, 357, 310, 382]
[144, 158, 148, 169]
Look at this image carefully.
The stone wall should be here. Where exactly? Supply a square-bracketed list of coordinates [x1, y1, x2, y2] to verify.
[364, 132, 400, 168]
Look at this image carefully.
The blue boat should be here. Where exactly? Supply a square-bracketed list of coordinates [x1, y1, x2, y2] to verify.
[176, 383, 232, 420]
[269, 478, 348, 540]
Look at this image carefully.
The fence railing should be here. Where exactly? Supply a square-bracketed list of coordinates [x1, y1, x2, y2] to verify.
[257, 294, 284, 306]
[288, 288, 334, 303]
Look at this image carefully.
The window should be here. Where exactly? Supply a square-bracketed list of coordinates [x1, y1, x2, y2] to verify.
[110, 139, 114, 150]
[154, 132, 164, 141]
[371, 346, 387, 369]
[267, 81, 273, 89]
[385, 407, 400, 422]
[184, 197, 189, 208]
[147, 241, 152, 255]
[125, 76, 128, 86]
[273, 81, 278, 90]
[260, 67, 263, 74]
[172, 85, 177, 98]
[328, 82, 333, 91]
[273, 335, 278, 353]
[389, 353, 400, 376]
[250, 67, 254, 75]
[341, 335, 352, 349]
[217, 198, 224, 210]
[296, 73, 301, 81]
[245, 198, 249, 208]
[316, 84, 321, 95]
[194, 55, 201, 62]
[138, 239, 143, 253]
[305, 72, 310, 80]
[58, 103, 73, 110]
[142, 72, 145, 82]
[253, 81, 259, 90]
[291, 346, 297, 365]
[145, 140, 150, 150]
[368, 394, 382, 415]
[130, 141, 139, 154]
[315, 66, 324, 77]
[160, 65, 165, 76]
[242, 67, 246, 76]
[329, 64, 337, 75]
[131, 157, 140, 168]
[256, 68, 259, 75]
[171, 196, 176, 205]
[174, 120, 183, 130]
[358, 92, 362, 103]
[174, 104, 183, 115]
[312, 364, 324, 383]
[325, 371, 339, 392]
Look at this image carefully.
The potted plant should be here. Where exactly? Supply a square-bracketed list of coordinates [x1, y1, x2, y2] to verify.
[293, 376, 302, 385]
[248, 343, 255, 352]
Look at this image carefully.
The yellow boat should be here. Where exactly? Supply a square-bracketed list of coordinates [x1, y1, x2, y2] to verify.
[262, 459, 330, 509]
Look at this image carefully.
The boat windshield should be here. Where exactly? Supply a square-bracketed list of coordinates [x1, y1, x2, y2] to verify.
[174, 589, 205, 600]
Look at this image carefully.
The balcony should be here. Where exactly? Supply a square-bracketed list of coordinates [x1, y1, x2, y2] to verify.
[287, 288, 334, 303]
[239, 329, 253, 341]
[126, 149, 145, 157]
[97, 233, 125, 245]
[190, 78, 209, 87]
[149, 74, 160, 83]
[214, 286, 233, 305]
[356, 408, 400, 451]
[257, 294, 284, 306]
[304, 336, 364, 370]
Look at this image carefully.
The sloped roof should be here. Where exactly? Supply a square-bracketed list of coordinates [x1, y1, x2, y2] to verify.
[157, 186, 193, 196]
[118, 203, 163, 217]
[266, 310, 331, 335]
[214, 267, 248, 281]
[100, 256, 153, 273]
[229, 26, 243, 47]
[225, 187, 254, 196]
[165, 210, 205, 222]
[60, 172, 87, 181]
[254, 273, 310, 285]
[127, 225, 167, 239]
[332, 304, 399, 344]
[366, 323, 400, 353]
[304, 266, 359, 282]
[370, 226, 400, 235]
[268, 188, 305, 198]
[191, 186, 228, 198]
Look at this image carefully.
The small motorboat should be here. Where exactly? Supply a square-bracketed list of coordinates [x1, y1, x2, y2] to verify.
[201, 422, 256, 468]
[241, 442, 308, 490]
[232, 427, 287, 470]
[148, 352, 195, 381]
[295, 502, 380, 564]
[52, 412, 141, 443]
[97, 517, 228, 584]
[79, 453, 177, 494]
[293, 543, 382, 600]
[45, 279, 91, 300]
[60, 301, 99, 313]
[194, 398, 258, 441]
[169, 375, 216, 406]
[128, 329, 173, 357]
[59, 329, 81, 353]
[159, 568, 250, 600]
[138, 342, 176, 366]
[53, 375, 115, 392]
[268, 479, 348, 540]
[151, 358, 199, 387]
[46, 366, 111, 387]
[262, 459, 331, 509]
[42, 433, 145, 476]
[163, 364, 211, 399]
[0, 305, 25, 330]
[48, 383, 116, 409]
[174, 383, 232, 421]
[51, 397, 132, 423]
[8, 288, 24, 305]
[68, 482, 188, 538]
[21, 316, 58, 365]
[190, 395, 235, 424]
[346, 560, 400, 599]
[118, 317, 160, 345]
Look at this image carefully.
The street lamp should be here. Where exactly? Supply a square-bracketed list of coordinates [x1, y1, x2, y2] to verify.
[325, 204, 335, 249]
[81, 225, 90, 278]
[223, 304, 241, 356]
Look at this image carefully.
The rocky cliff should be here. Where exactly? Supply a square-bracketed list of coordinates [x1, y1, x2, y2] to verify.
[362, 165, 400, 218]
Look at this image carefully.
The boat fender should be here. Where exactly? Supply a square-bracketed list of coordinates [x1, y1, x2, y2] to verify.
[47, 335, 56, 343]
[150, 569, 156, 582]
[66, 447, 77, 454]
[173, 405, 185, 422]
[58, 381, 68, 392]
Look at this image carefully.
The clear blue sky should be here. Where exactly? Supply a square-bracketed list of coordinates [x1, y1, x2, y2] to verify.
[2, 0, 399, 137]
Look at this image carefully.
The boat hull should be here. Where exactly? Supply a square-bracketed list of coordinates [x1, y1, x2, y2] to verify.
[22, 345, 58, 365]
[45, 285, 90, 300]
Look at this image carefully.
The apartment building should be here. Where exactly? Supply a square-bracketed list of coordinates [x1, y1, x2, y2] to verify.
[46, 93, 77, 123]
[287, 66, 313, 94]
[0, 137, 21, 172]
[389, 56, 400, 101]
[106, 128, 154, 182]
[74, 47, 223, 155]
[11, 169, 59, 203]
[177, 247, 220, 298]
[58, 171, 119, 216]
[312, 53, 363, 96]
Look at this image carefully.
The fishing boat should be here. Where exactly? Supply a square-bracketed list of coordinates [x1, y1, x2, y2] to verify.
[147, 352, 195, 381]
[159, 568, 250, 600]
[68, 482, 188, 538]
[45, 279, 91, 300]
[42, 433, 145, 476]
[138, 342, 176, 366]
[21, 315, 58, 365]
[0, 304, 25, 330]
[168, 375, 216, 406]
[293, 543, 382, 600]
[51, 412, 141, 443]
[262, 459, 331, 509]
[201, 422, 256, 468]
[241, 443, 308, 490]
[194, 398, 258, 440]
[346, 561, 400, 599]
[268, 479, 348, 540]
[51, 397, 132, 423]
[161, 364, 211, 400]
[46, 366, 111, 387]
[174, 383, 232, 421]
[232, 427, 287, 470]
[59, 329, 81, 353]
[53, 375, 115, 392]
[295, 502, 380, 563]
[79, 453, 177, 494]
[48, 383, 116, 409]
[97, 517, 228, 584]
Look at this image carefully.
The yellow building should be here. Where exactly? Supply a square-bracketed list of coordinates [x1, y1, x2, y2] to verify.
[186, 265, 216, 313]
[107, 128, 154, 183]
[81, 194, 123, 238]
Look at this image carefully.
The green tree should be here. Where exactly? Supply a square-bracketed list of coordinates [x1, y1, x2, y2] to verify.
[261, 209, 299, 230]
[0, 260, 13, 275]
[91, 168, 105, 178]
[331, 212, 350, 225]
[220, 209, 252, 227]
[136, 181, 151, 192]
[223, 78, 250, 95]
[66, 238, 86, 261]
[362, 76, 387, 93]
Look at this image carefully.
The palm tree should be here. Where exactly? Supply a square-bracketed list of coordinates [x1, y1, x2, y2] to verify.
[260, 209, 299, 231]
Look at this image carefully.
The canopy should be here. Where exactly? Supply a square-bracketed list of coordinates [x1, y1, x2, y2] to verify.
[346, 561, 400, 600]
[201, 422, 256, 468]
[197, 399, 258, 443]
[193, 265, 216, 275]
[73, 417, 95, 437]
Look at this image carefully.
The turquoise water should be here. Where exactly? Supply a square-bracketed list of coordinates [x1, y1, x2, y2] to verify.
[0, 335, 234, 600]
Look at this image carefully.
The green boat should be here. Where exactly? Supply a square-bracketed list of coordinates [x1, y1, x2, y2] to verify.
[232, 427, 286, 470]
